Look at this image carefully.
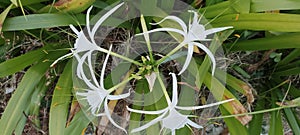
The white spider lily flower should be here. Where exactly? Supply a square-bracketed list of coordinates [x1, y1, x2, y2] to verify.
[77, 45, 130, 133]
[50, 3, 124, 70]
[136, 10, 232, 75]
[127, 73, 234, 135]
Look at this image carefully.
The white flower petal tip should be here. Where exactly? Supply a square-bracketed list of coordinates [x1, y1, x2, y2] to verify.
[145, 72, 157, 92]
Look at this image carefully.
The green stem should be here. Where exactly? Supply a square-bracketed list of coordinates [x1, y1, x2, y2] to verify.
[140, 14, 154, 62]
[108, 76, 134, 93]
[154, 68, 171, 104]
[209, 105, 296, 120]
[156, 42, 186, 64]
[99, 47, 143, 66]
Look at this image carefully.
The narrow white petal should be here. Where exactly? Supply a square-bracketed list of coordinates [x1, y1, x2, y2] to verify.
[69, 24, 80, 35]
[175, 99, 234, 110]
[91, 3, 124, 43]
[78, 52, 99, 90]
[94, 112, 106, 116]
[186, 119, 203, 129]
[135, 28, 186, 37]
[87, 51, 100, 88]
[150, 16, 187, 33]
[100, 45, 112, 88]
[86, 6, 93, 41]
[104, 99, 127, 133]
[107, 92, 130, 100]
[178, 43, 194, 75]
[188, 10, 200, 31]
[50, 53, 73, 67]
[170, 73, 178, 106]
[131, 111, 168, 133]
[193, 42, 216, 75]
[204, 26, 233, 36]
[127, 106, 168, 115]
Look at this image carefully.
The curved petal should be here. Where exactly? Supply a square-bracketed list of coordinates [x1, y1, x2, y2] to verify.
[204, 26, 233, 36]
[87, 51, 100, 88]
[77, 52, 99, 90]
[193, 42, 216, 75]
[135, 28, 186, 37]
[127, 106, 168, 115]
[150, 16, 187, 33]
[50, 52, 73, 67]
[188, 10, 200, 31]
[91, 3, 124, 44]
[131, 111, 168, 133]
[175, 99, 234, 110]
[107, 92, 130, 100]
[86, 6, 93, 41]
[100, 45, 112, 88]
[103, 98, 127, 133]
[69, 24, 80, 35]
[178, 43, 194, 75]
[170, 73, 178, 106]
[186, 119, 203, 129]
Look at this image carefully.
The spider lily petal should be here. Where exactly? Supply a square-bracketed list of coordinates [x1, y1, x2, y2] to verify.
[204, 26, 233, 36]
[103, 98, 127, 133]
[131, 111, 169, 133]
[135, 27, 186, 37]
[175, 98, 235, 110]
[150, 16, 187, 33]
[186, 119, 203, 129]
[107, 92, 131, 100]
[126, 106, 168, 115]
[193, 42, 216, 75]
[178, 43, 194, 75]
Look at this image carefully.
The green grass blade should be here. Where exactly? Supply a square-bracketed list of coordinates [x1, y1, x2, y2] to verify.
[269, 92, 283, 135]
[273, 67, 300, 76]
[212, 13, 300, 32]
[276, 92, 300, 135]
[0, 47, 67, 135]
[64, 110, 90, 135]
[128, 79, 146, 135]
[0, 44, 54, 78]
[220, 106, 248, 135]
[248, 97, 265, 135]
[49, 60, 73, 135]
[0, 4, 13, 32]
[277, 49, 300, 66]
[14, 77, 48, 134]
[2, 13, 85, 31]
[226, 33, 300, 51]
[230, 0, 250, 13]
[199, 1, 236, 19]
[251, 0, 300, 12]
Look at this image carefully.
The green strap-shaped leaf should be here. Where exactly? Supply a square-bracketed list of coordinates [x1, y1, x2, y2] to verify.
[220, 106, 248, 135]
[269, 93, 283, 135]
[2, 13, 85, 31]
[64, 110, 90, 135]
[251, 0, 300, 12]
[0, 44, 56, 78]
[248, 97, 265, 135]
[49, 60, 73, 135]
[212, 13, 300, 32]
[226, 33, 300, 51]
[0, 4, 13, 32]
[0, 47, 68, 135]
